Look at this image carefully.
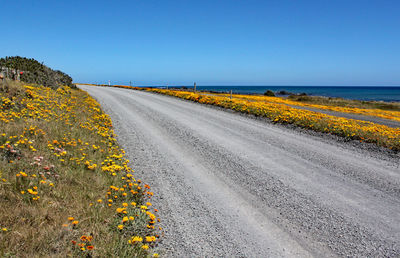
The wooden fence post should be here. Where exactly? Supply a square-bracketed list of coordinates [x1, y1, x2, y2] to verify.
[0, 74, 4, 91]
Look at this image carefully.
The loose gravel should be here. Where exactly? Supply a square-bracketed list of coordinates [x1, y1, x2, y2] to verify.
[80, 85, 400, 257]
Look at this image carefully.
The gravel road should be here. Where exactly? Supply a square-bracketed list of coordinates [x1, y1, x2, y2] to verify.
[79, 85, 400, 257]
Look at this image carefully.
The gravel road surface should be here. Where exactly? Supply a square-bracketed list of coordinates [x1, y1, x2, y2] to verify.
[79, 85, 400, 257]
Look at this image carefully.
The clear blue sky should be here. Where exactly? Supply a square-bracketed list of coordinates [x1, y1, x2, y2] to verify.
[1, 0, 399, 86]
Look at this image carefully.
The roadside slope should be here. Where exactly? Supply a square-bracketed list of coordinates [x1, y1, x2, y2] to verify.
[79, 85, 400, 257]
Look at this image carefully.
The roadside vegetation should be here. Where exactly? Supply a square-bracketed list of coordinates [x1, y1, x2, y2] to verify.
[0, 80, 160, 257]
[201, 92, 400, 123]
[0, 56, 74, 88]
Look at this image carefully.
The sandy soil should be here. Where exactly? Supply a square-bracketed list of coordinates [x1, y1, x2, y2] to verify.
[79, 85, 400, 257]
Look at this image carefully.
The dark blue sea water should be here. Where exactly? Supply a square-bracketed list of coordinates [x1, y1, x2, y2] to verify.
[182, 86, 400, 102]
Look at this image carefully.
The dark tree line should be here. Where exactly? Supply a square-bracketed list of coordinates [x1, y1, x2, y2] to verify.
[0, 56, 75, 88]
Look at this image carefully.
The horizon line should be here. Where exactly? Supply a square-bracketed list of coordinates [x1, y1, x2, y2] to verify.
[76, 83, 400, 87]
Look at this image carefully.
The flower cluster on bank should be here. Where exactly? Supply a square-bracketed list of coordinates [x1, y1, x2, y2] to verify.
[204, 92, 400, 123]
[0, 82, 160, 257]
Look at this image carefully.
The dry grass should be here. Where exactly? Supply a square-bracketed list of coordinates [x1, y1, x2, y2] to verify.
[0, 81, 160, 257]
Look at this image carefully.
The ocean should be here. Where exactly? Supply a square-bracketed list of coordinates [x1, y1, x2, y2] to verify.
[178, 86, 400, 102]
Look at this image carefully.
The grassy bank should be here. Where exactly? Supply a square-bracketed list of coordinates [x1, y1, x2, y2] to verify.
[0, 81, 160, 257]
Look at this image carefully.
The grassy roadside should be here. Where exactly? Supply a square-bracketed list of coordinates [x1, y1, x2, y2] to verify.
[0, 80, 160, 257]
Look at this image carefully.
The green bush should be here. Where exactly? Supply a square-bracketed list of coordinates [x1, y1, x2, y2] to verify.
[264, 90, 275, 96]
[0, 56, 74, 89]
